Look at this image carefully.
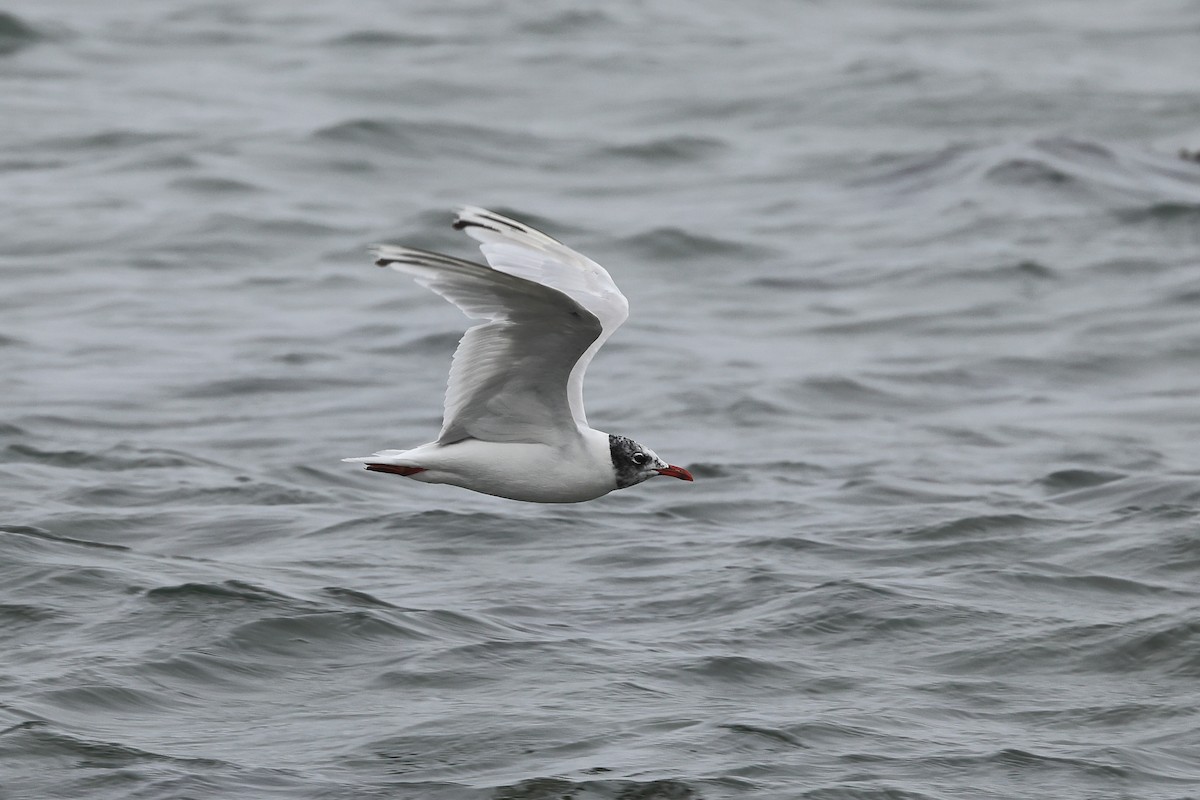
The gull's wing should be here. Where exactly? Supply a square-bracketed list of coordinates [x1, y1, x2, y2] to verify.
[372, 244, 603, 445]
[451, 206, 629, 429]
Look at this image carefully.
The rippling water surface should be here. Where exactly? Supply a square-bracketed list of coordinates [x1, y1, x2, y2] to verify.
[4, 1, 1200, 798]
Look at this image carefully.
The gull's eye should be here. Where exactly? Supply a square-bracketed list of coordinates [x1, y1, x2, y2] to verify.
[631, 452, 646, 465]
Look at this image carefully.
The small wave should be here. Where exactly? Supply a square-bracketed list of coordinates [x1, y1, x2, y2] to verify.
[1096, 617, 1200, 677]
[834, 477, 975, 506]
[0, 157, 67, 172]
[748, 274, 837, 291]
[439, 637, 619, 671]
[983, 137, 1119, 192]
[850, 141, 977, 192]
[409, 607, 545, 640]
[656, 498, 800, 526]
[739, 534, 837, 554]
[520, 9, 615, 35]
[0, 11, 43, 56]
[931, 608, 1200, 680]
[1046, 475, 1200, 511]
[137, 651, 271, 689]
[619, 227, 776, 261]
[673, 654, 798, 683]
[177, 375, 359, 398]
[1113, 201, 1200, 225]
[921, 424, 1007, 447]
[653, 391, 791, 429]
[677, 461, 732, 479]
[0, 602, 59, 630]
[310, 118, 546, 164]
[502, 777, 706, 799]
[725, 395, 791, 423]
[169, 176, 262, 194]
[325, 30, 441, 47]
[1166, 282, 1200, 305]
[0, 722, 226, 769]
[220, 610, 427, 657]
[990, 747, 1129, 779]
[370, 666, 494, 690]
[859, 137, 1200, 213]
[983, 259, 1058, 281]
[313, 117, 415, 146]
[320, 586, 406, 609]
[145, 580, 298, 606]
[3, 442, 209, 471]
[0, 524, 130, 551]
[1037, 468, 1126, 492]
[985, 157, 1075, 186]
[572, 541, 678, 569]
[331, 508, 558, 547]
[198, 212, 352, 239]
[272, 350, 338, 366]
[38, 129, 185, 153]
[793, 375, 901, 408]
[809, 312, 948, 336]
[39, 683, 178, 713]
[719, 722, 807, 748]
[998, 571, 1186, 598]
[898, 513, 1047, 542]
[775, 579, 964, 641]
[69, 480, 330, 508]
[597, 135, 727, 164]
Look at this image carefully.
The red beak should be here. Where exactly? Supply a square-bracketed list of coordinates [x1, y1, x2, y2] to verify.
[656, 464, 694, 482]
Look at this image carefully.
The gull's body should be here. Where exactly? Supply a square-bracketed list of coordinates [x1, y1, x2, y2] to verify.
[353, 431, 616, 503]
[344, 206, 692, 503]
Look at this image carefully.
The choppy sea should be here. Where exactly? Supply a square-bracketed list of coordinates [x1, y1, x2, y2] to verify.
[4, 1, 1200, 798]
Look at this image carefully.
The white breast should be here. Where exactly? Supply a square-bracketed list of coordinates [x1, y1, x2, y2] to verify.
[404, 429, 616, 503]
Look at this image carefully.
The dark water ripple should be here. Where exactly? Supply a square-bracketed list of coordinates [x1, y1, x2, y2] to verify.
[5, 0, 1200, 797]
[0, 11, 42, 56]
[597, 135, 727, 164]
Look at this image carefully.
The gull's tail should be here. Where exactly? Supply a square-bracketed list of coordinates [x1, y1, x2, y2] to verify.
[364, 464, 425, 477]
[343, 450, 426, 477]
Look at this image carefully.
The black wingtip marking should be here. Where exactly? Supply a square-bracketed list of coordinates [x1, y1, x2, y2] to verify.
[374, 258, 391, 267]
[453, 217, 503, 235]
[480, 212, 526, 232]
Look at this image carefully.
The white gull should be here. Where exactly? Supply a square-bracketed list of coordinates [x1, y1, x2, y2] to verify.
[344, 206, 693, 503]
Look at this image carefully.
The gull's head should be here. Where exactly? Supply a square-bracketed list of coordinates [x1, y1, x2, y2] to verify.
[608, 434, 694, 490]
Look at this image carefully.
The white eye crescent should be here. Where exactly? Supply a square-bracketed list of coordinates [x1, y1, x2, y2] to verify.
[631, 452, 646, 465]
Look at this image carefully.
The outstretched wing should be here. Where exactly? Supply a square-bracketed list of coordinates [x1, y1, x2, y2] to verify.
[451, 206, 629, 429]
[373, 244, 603, 445]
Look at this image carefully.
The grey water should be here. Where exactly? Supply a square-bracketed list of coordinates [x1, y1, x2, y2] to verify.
[4, 1, 1200, 797]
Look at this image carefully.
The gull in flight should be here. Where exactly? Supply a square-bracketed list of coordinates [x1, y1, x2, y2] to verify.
[344, 207, 694, 503]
